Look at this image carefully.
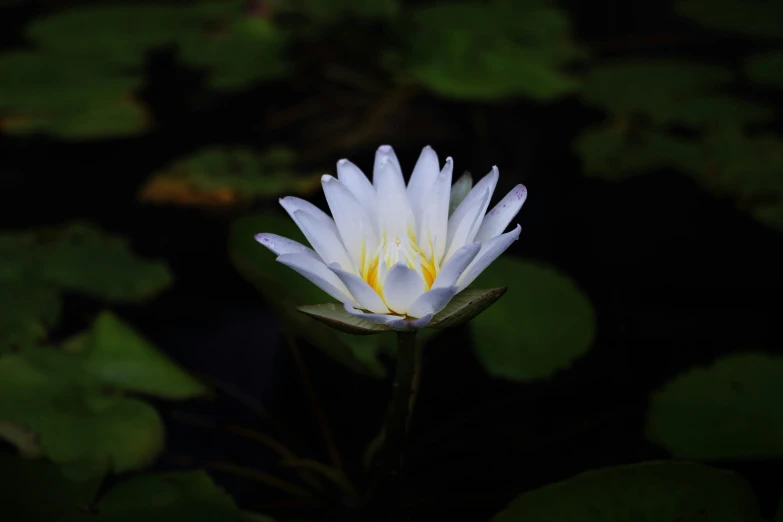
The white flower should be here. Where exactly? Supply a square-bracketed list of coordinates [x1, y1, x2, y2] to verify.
[255, 145, 526, 330]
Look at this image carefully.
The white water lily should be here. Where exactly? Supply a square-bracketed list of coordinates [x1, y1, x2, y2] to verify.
[255, 145, 526, 330]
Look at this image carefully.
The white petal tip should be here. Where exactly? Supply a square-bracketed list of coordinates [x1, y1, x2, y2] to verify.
[337, 158, 348, 166]
[254, 233, 269, 244]
[445, 157, 453, 164]
[378, 144, 393, 153]
[491, 166, 499, 174]
[321, 174, 335, 183]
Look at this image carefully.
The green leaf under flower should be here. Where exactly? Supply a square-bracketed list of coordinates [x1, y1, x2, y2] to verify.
[297, 303, 392, 334]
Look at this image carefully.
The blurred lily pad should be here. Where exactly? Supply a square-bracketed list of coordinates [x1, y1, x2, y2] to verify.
[32, 222, 172, 301]
[646, 352, 783, 461]
[0, 51, 146, 139]
[0, 453, 101, 521]
[139, 147, 320, 208]
[178, 17, 288, 90]
[491, 461, 763, 522]
[95, 470, 245, 521]
[470, 257, 595, 381]
[580, 61, 770, 128]
[275, 0, 398, 24]
[0, 282, 60, 352]
[0, 348, 164, 473]
[230, 212, 390, 378]
[678, 0, 783, 39]
[82, 312, 208, 400]
[0, 2, 289, 139]
[405, 0, 583, 101]
[0, 456, 271, 522]
[746, 51, 783, 90]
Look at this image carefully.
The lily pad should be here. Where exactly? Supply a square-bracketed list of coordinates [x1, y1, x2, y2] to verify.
[96, 470, 242, 521]
[746, 51, 783, 90]
[82, 312, 208, 400]
[139, 147, 319, 207]
[406, 1, 583, 101]
[470, 258, 595, 381]
[0, 349, 165, 473]
[678, 0, 783, 39]
[646, 352, 783, 461]
[0, 453, 101, 521]
[0, 282, 60, 353]
[32, 222, 172, 302]
[580, 61, 764, 128]
[491, 461, 763, 522]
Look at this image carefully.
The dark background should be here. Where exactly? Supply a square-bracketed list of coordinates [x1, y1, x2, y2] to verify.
[1, 1, 781, 520]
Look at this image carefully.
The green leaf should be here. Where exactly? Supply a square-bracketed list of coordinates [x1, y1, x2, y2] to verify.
[33, 222, 172, 301]
[0, 349, 164, 473]
[178, 18, 288, 90]
[0, 2, 287, 139]
[574, 125, 704, 179]
[406, 0, 583, 101]
[96, 471, 241, 521]
[229, 213, 389, 378]
[428, 287, 507, 329]
[470, 258, 595, 381]
[0, 453, 101, 521]
[0, 282, 61, 352]
[491, 461, 763, 522]
[140, 147, 320, 206]
[297, 303, 391, 334]
[646, 352, 783, 461]
[580, 61, 767, 128]
[276, 0, 398, 25]
[678, 0, 783, 39]
[82, 312, 208, 399]
[746, 51, 783, 89]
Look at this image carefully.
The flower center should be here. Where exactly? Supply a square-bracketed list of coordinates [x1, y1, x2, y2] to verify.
[361, 231, 439, 299]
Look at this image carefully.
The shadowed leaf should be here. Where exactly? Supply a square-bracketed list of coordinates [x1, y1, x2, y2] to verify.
[646, 352, 783, 460]
[491, 461, 763, 522]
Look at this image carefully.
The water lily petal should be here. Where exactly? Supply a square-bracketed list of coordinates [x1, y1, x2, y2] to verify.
[254, 233, 319, 260]
[475, 184, 527, 242]
[407, 286, 458, 319]
[328, 263, 390, 314]
[432, 241, 480, 289]
[280, 196, 337, 236]
[383, 262, 426, 315]
[407, 145, 440, 227]
[291, 210, 354, 272]
[344, 304, 434, 330]
[443, 187, 490, 261]
[276, 253, 356, 305]
[344, 304, 401, 325]
[374, 145, 414, 239]
[457, 224, 522, 290]
[445, 167, 499, 259]
[373, 144, 402, 182]
[418, 158, 453, 260]
[322, 175, 378, 268]
[336, 159, 378, 229]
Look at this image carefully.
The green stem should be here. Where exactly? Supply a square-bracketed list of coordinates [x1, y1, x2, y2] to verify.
[369, 330, 418, 516]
